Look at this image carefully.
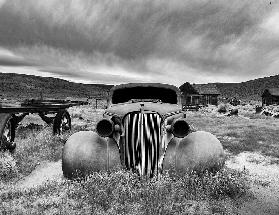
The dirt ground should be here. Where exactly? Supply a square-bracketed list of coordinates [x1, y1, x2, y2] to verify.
[17, 161, 63, 189]
[226, 151, 279, 214]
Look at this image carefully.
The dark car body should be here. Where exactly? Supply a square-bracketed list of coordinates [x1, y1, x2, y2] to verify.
[62, 83, 224, 179]
[101, 83, 186, 176]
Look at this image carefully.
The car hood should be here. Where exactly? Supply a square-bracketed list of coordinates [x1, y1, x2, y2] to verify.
[104, 102, 183, 118]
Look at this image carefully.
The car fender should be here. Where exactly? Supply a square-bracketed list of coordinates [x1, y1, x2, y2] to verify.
[62, 131, 121, 179]
[162, 131, 225, 175]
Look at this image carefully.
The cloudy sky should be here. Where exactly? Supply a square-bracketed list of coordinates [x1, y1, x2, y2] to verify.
[0, 0, 278, 86]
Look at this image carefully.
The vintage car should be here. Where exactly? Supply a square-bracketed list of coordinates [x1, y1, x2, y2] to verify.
[62, 83, 224, 178]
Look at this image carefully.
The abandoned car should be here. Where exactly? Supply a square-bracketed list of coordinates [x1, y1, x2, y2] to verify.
[62, 83, 224, 178]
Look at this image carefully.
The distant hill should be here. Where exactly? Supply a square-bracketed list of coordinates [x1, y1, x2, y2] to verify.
[0, 73, 113, 101]
[214, 75, 279, 101]
[180, 75, 279, 102]
[2, 72, 279, 102]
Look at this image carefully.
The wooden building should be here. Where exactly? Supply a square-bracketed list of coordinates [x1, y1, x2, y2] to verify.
[262, 88, 279, 106]
[180, 83, 220, 107]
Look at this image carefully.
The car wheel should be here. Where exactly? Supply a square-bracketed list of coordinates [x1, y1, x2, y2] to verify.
[0, 113, 16, 152]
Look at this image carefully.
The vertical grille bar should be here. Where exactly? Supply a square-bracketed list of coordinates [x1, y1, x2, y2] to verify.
[123, 112, 162, 177]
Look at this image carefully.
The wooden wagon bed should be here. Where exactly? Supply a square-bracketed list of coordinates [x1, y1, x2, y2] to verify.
[0, 99, 88, 152]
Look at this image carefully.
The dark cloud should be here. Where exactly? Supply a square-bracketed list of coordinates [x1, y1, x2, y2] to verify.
[0, 0, 278, 84]
[0, 55, 36, 67]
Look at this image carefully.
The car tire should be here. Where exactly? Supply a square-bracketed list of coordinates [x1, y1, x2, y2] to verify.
[0, 113, 16, 152]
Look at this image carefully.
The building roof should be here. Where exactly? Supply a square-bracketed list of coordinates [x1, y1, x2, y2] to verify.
[193, 84, 220, 95]
[262, 88, 279, 97]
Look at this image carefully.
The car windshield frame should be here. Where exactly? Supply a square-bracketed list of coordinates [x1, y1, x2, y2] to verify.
[110, 84, 180, 105]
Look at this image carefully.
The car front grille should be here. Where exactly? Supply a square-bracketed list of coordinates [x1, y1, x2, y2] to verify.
[123, 112, 162, 177]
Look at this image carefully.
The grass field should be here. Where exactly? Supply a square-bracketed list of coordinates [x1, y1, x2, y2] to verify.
[186, 107, 279, 158]
[1, 104, 279, 214]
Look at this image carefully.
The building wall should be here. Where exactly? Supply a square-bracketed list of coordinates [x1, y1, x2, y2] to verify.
[201, 94, 218, 106]
[185, 95, 201, 105]
[182, 94, 219, 106]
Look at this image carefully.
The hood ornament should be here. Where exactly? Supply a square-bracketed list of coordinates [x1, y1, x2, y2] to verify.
[140, 103, 144, 113]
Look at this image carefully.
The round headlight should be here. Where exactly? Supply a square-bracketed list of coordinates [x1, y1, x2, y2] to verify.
[96, 119, 114, 137]
[171, 119, 190, 138]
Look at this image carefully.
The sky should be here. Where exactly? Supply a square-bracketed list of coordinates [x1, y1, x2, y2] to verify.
[0, 0, 279, 86]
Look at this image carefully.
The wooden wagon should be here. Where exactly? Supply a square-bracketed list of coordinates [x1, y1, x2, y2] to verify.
[0, 99, 88, 152]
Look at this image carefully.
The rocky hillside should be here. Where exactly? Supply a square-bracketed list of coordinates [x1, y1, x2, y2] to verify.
[2, 72, 279, 102]
[0, 73, 113, 101]
[181, 75, 279, 102]
[214, 75, 279, 101]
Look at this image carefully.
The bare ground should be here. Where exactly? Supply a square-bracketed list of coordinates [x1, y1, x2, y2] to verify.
[226, 151, 279, 215]
[16, 160, 63, 190]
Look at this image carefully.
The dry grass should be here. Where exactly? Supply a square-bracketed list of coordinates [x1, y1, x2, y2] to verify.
[0, 168, 248, 214]
[0, 105, 257, 214]
[186, 108, 279, 158]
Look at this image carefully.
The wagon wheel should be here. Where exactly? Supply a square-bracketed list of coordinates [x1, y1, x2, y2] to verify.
[0, 113, 16, 152]
[53, 110, 71, 135]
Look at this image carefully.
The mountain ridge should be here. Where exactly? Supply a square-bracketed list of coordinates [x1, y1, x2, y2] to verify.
[179, 74, 279, 102]
[1, 72, 279, 102]
[0, 72, 113, 101]
[213, 74, 279, 101]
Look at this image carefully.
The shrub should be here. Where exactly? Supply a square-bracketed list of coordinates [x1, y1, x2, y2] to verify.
[217, 104, 227, 113]
[61, 168, 249, 214]
[0, 152, 18, 182]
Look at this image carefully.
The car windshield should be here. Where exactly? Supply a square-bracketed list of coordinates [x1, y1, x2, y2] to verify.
[111, 86, 178, 104]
